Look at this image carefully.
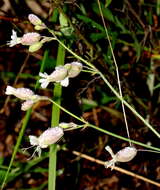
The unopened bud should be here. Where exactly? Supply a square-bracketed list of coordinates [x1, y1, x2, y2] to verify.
[66, 62, 83, 78]
[29, 41, 43, 52]
[28, 14, 46, 30]
[28, 14, 42, 26]
[59, 122, 77, 130]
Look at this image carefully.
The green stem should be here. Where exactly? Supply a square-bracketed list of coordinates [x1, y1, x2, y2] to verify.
[98, 72, 160, 138]
[48, 98, 160, 152]
[1, 109, 31, 189]
[47, 32, 160, 139]
[48, 44, 65, 190]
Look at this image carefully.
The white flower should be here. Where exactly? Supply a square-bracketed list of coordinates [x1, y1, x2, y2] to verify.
[39, 62, 82, 88]
[5, 86, 34, 100]
[59, 77, 69, 87]
[7, 30, 21, 47]
[27, 127, 64, 157]
[39, 66, 68, 88]
[105, 146, 137, 170]
[5, 86, 47, 111]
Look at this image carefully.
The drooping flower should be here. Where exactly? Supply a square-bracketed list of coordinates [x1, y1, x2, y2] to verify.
[105, 146, 137, 170]
[5, 86, 35, 100]
[39, 66, 68, 88]
[28, 127, 64, 157]
[7, 30, 44, 52]
[39, 62, 83, 88]
[5, 86, 47, 111]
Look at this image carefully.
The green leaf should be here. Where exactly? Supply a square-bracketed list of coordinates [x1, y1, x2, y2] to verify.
[76, 14, 104, 32]
[92, 2, 115, 23]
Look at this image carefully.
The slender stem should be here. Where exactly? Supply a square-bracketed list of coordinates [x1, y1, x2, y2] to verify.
[98, 72, 160, 138]
[1, 109, 32, 189]
[48, 98, 160, 152]
[48, 44, 65, 190]
[48, 30, 160, 139]
[97, 0, 131, 146]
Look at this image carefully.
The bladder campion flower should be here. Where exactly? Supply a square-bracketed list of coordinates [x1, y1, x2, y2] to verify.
[5, 86, 48, 110]
[27, 127, 64, 158]
[105, 146, 137, 170]
[7, 30, 41, 47]
[5, 86, 35, 100]
[7, 30, 49, 52]
[39, 62, 83, 88]
[39, 66, 68, 88]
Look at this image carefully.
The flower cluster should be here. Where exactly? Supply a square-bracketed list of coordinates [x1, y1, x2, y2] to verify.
[7, 14, 50, 52]
[5, 14, 84, 159]
[5, 84, 80, 157]
[39, 62, 83, 88]
[5, 13, 139, 165]
[5, 86, 47, 111]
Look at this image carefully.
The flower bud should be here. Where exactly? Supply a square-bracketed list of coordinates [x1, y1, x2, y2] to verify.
[29, 41, 43, 52]
[5, 86, 34, 100]
[28, 14, 46, 30]
[65, 62, 83, 78]
[59, 122, 77, 130]
[21, 32, 41, 45]
[34, 25, 46, 30]
[38, 127, 64, 148]
[28, 14, 43, 26]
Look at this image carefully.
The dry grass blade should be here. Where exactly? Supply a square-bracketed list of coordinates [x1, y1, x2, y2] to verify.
[72, 150, 160, 188]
